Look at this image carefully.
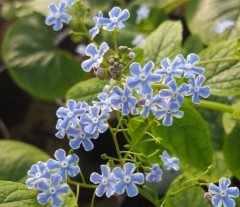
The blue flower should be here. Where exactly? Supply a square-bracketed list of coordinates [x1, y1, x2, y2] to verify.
[155, 100, 183, 126]
[132, 34, 146, 47]
[56, 100, 87, 131]
[75, 44, 86, 56]
[47, 149, 80, 181]
[215, 20, 235, 34]
[26, 161, 51, 189]
[187, 75, 211, 104]
[81, 42, 109, 72]
[93, 92, 115, 113]
[90, 165, 116, 198]
[136, 4, 150, 24]
[65, 0, 75, 7]
[45, 2, 72, 31]
[177, 53, 205, 78]
[113, 162, 144, 197]
[127, 61, 161, 95]
[208, 177, 239, 207]
[100, 7, 130, 31]
[145, 164, 162, 183]
[80, 106, 109, 134]
[67, 123, 99, 151]
[37, 174, 69, 207]
[110, 85, 137, 115]
[160, 151, 180, 171]
[156, 56, 183, 84]
[159, 80, 189, 106]
[139, 94, 162, 118]
[55, 119, 66, 139]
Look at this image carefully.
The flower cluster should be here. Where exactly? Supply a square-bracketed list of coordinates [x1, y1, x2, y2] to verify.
[90, 151, 179, 198]
[45, 0, 74, 31]
[208, 177, 239, 207]
[26, 149, 80, 206]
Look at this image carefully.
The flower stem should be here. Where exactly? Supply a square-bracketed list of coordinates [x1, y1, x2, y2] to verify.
[67, 179, 96, 189]
[112, 29, 119, 53]
[90, 190, 96, 207]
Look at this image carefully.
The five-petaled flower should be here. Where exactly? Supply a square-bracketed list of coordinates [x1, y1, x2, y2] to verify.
[113, 162, 144, 197]
[47, 149, 80, 181]
[160, 151, 180, 171]
[45, 2, 72, 31]
[81, 42, 109, 72]
[145, 164, 162, 183]
[37, 174, 69, 207]
[90, 165, 116, 198]
[99, 7, 130, 31]
[208, 177, 239, 207]
[127, 61, 161, 95]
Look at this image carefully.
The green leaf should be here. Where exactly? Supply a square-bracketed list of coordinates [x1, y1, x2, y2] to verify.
[182, 35, 204, 56]
[222, 99, 240, 134]
[185, 0, 240, 45]
[0, 140, 49, 183]
[2, 13, 86, 100]
[0, 181, 77, 207]
[66, 78, 109, 104]
[223, 125, 240, 179]
[199, 40, 240, 96]
[143, 20, 182, 65]
[151, 103, 213, 173]
[0, 181, 42, 207]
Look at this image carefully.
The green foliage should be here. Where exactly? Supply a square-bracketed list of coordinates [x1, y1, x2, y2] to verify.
[199, 40, 240, 96]
[185, 0, 240, 45]
[0, 181, 42, 207]
[0, 140, 49, 183]
[182, 35, 204, 56]
[66, 78, 109, 104]
[143, 21, 182, 65]
[2, 13, 86, 100]
[151, 103, 213, 174]
[223, 125, 240, 179]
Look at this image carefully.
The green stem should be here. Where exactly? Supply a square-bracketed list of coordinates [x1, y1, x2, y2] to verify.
[67, 179, 96, 189]
[112, 29, 119, 53]
[90, 190, 96, 207]
[79, 19, 91, 40]
[79, 170, 86, 184]
[76, 183, 80, 204]
[197, 56, 239, 65]
[185, 99, 235, 113]
[117, 111, 131, 143]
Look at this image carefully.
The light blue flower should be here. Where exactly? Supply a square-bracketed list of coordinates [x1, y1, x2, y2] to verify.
[159, 80, 189, 106]
[215, 20, 235, 34]
[45, 2, 72, 31]
[81, 42, 109, 72]
[187, 75, 211, 104]
[160, 151, 180, 171]
[56, 100, 87, 131]
[90, 165, 116, 198]
[136, 4, 150, 24]
[89, 11, 106, 39]
[139, 94, 162, 118]
[47, 149, 80, 181]
[65, 0, 75, 7]
[80, 106, 109, 134]
[132, 34, 146, 47]
[113, 162, 144, 197]
[26, 161, 51, 189]
[55, 119, 66, 139]
[156, 57, 183, 84]
[75, 44, 86, 56]
[209, 177, 239, 207]
[145, 164, 162, 183]
[100, 7, 130, 31]
[177, 53, 205, 78]
[93, 92, 115, 113]
[127, 61, 161, 95]
[67, 123, 99, 151]
[155, 100, 183, 126]
[110, 85, 137, 115]
[37, 174, 69, 207]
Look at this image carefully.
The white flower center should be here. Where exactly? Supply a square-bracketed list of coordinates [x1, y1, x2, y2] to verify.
[220, 190, 227, 197]
[50, 187, 56, 194]
[35, 172, 41, 179]
[121, 97, 127, 102]
[145, 100, 150, 106]
[124, 176, 131, 183]
[67, 111, 73, 117]
[80, 133, 85, 138]
[140, 75, 146, 81]
[195, 87, 200, 92]
[185, 63, 192, 69]
[151, 171, 157, 176]
[92, 117, 98, 124]
[102, 178, 107, 185]
[166, 67, 172, 73]
[54, 12, 61, 19]
[112, 17, 118, 23]
[61, 161, 68, 168]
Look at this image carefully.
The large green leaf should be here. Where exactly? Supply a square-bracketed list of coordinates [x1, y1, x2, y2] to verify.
[0, 181, 42, 207]
[223, 125, 240, 179]
[2, 13, 85, 100]
[143, 21, 182, 65]
[0, 181, 77, 207]
[185, 0, 240, 45]
[0, 140, 49, 183]
[151, 103, 213, 173]
[199, 40, 240, 96]
[66, 78, 109, 104]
